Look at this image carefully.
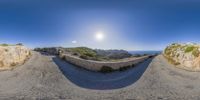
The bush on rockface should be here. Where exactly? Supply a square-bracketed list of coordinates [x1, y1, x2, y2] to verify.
[99, 64, 137, 73]
[163, 54, 180, 65]
[192, 48, 200, 57]
[60, 55, 66, 60]
[119, 64, 134, 71]
[100, 66, 114, 73]
[80, 55, 89, 60]
[185, 46, 195, 53]
[72, 52, 78, 56]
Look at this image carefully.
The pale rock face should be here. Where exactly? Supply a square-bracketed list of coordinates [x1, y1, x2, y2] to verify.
[0, 46, 31, 70]
[163, 43, 200, 71]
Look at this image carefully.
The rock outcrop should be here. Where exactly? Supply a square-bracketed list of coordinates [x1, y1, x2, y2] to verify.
[0, 45, 31, 70]
[163, 43, 200, 71]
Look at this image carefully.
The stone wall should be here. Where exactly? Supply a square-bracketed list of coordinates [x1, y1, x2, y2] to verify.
[0, 45, 31, 70]
[60, 53, 149, 71]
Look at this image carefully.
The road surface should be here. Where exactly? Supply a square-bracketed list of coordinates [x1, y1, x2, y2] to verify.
[0, 51, 200, 100]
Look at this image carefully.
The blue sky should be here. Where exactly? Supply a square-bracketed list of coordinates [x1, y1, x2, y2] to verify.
[0, 0, 200, 50]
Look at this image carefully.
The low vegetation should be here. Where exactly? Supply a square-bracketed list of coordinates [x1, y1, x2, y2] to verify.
[164, 43, 200, 58]
[119, 64, 134, 71]
[99, 64, 136, 73]
[184, 45, 195, 53]
[65, 47, 133, 61]
[100, 66, 114, 73]
[66, 47, 103, 61]
[192, 47, 200, 57]
[163, 55, 180, 65]
[0, 43, 23, 46]
[0, 44, 9, 46]
[164, 43, 200, 66]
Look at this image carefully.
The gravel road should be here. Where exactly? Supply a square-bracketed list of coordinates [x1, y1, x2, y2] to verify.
[0, 51, 200, 100]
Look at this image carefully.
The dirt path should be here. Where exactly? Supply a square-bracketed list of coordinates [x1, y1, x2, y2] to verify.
[0, 52, 200, 100]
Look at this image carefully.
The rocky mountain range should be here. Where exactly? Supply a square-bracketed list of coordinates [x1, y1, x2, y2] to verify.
[35, 47, 133, 61]
[95, 49, 132, 59]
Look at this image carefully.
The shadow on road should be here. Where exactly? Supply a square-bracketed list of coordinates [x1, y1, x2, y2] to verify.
[52, 57, 153, 90]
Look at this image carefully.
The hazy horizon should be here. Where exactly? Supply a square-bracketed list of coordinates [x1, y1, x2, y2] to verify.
[0, 0, 200, 50]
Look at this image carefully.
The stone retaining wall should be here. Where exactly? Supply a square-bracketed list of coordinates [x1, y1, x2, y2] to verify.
[60, 53, 149, 71]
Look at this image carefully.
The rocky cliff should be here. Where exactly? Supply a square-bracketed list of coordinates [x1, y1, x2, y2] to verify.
[0, 45, 31, 70]
[163, 43, 200, 71]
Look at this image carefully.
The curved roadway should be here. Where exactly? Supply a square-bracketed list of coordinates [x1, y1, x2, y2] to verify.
[0, 51, 200, 100]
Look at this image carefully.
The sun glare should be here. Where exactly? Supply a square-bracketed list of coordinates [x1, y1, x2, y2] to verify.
[95, 31, 104, 41]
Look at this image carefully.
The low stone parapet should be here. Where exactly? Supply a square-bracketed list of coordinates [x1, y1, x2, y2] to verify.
[59, 53, 149, 71]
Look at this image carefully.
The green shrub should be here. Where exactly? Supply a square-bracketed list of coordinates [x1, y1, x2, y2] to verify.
[164, 47, 171, 56]
[119, 65, 133, 71]
[176, 54, 180, 57]
[0, 44, 9, 46]
[192, 48, 200, 57]
[100, 66, 114, 73]
[164, 55, 180, 65]
[80, 55, 89, 60]
[72, 53, 78, 56]
[61, 56, 65, 60]
[4, 49, 8, 52]
[11, 62, 17, 66]
[148, 55, 154, 58]
[185, 46, 195, 53]
[174, 62, 181, 65]
[85, 53, 95, 57]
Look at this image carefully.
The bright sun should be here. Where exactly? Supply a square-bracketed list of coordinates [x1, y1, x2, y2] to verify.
[95, 31, 104, 41]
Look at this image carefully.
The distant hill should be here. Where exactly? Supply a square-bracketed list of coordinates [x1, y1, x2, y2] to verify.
[63, 47, 132, 61]
[35, 47, 133, 61]
[95, 49, 132, 59]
